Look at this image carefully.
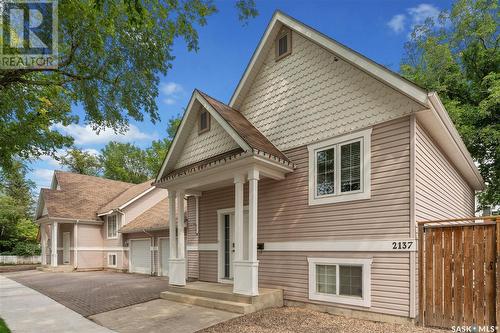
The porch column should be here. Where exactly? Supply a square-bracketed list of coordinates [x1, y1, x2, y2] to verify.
[168, 190, 177, 259]
[41, 224, 47, 265]
[233, 168, 259, 296]
[169, 189, 186, 286]
[234, 174, 245, 262]
[51, 222, 58, 267]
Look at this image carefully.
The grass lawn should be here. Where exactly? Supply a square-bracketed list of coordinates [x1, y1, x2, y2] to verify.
[0, 318, 11, 333]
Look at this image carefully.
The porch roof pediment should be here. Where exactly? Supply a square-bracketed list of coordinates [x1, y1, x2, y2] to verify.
[155, 90, 292, 185]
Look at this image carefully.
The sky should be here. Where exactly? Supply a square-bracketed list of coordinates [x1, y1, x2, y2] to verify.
[29, 0, 454, 192]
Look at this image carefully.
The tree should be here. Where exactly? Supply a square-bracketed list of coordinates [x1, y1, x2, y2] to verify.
[59, 149, 102, 176]
[401, 0, 499, 207]
[101, 142, 151, 183]
[0, 0, 257, 172]
[0, 161, 35, 215]
[145, 115, 182, 176]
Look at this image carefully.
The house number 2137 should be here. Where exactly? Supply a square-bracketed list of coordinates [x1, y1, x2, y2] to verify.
[392, 241, 413, 250]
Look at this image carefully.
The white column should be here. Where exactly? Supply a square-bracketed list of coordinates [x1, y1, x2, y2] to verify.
[233, 168, 259, 296]
[248, 169, 259, 263]
[168, 189, 186, 286]
[177, 190, 185, 259]
[51, 222, 58, 267]
[168, 190, 177, 259]
[41, 224, 47, 265]
[234, 174, 245, 262]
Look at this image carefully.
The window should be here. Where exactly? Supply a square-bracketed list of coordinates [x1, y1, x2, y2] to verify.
[107, 215, 118, 239]
[275, 27, 291, 60]
[199, 109, 210, 134]
[308, 257, 372, 307]
[308, 128, 371, 205]
[107, 253, 117, 267]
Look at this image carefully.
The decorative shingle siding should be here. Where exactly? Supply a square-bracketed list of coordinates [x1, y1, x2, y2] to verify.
[238, 31, 425, 152]
[175, 109, 239, 169]
[415, 122, 475, 220]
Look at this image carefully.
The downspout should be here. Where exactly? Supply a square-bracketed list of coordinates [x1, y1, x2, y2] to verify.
[142, 229, 155, 276]
[74, 220, 79, 269]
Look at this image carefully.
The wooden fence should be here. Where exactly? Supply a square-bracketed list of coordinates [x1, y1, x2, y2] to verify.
[418, 216, 499, 329]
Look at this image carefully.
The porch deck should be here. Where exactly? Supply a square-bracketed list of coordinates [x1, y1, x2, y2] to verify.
[161, 281, 283, 314]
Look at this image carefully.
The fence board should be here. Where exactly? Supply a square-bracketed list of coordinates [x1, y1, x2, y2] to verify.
[453, 227, 463, 324]
[474, 227, 485, 325]
[443, 228, 453, 327]
[433, 228, 443, 327]
[425, 228, 434, 327]
[463, 227, 474, 324]
[484, 225, 495, 325]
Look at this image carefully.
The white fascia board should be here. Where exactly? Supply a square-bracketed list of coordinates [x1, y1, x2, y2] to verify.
[230, 11, 428, 108]
[420, 93, 484, 190]
[118, 186, 155, 211]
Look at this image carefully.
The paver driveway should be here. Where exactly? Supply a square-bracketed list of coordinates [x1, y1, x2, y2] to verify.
[6, 270, 170, 317]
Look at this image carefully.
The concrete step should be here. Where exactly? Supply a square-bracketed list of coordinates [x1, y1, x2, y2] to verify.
[160, 291, 253, 314]
[37, 265, 74, 273]
[166, 285, 253, 304]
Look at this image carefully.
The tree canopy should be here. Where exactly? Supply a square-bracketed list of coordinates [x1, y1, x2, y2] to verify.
[0, 0, 257, 173]
[401, 0, 499, 207]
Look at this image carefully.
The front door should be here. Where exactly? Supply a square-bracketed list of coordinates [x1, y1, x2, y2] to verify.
[222, 214, 235, 280]
[62, 232, 70, 264]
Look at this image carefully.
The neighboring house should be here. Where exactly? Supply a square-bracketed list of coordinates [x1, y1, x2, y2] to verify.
[35, 171, 198, 277]
[154, 12, 484, 323]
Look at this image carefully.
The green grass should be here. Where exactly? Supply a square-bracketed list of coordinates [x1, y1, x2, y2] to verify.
[0, 318, 11, 333]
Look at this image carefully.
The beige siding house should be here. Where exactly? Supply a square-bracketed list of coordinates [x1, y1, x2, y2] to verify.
[154, 12, 483, 322]
[35, 171, 198, 278]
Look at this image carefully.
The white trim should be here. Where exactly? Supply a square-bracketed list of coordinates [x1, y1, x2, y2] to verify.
[58, 246, 129, 251]
[98, 187, 156, 216]
[186, 245, 199, 251]
[107, 252, 117, 268]
[409, 114, 417, 318]
[229, 11, 428, 109]
[308, 128, 371, 205]
[308, 257, 372, 307]
[199, 243, 218, 251]
[263, 239, 417, 252]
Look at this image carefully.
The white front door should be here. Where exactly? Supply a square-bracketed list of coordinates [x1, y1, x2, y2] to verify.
[130, 239, 151, 274]
[160, 238, 170, 276]
[62, 232, 70, 264]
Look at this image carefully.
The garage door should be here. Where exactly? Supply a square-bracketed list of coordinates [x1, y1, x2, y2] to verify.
[159, 238, 169, 276]
[130, 239, 151, 274]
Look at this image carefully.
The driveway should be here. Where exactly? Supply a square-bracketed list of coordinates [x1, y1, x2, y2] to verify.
[6, 270, 170, 317]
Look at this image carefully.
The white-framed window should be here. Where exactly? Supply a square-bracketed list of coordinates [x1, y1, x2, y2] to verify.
[308, 128, 371, 205]
[308, 257, 372, 307]
[107, 253, 117, 267]
[275, 27, 292, 60]
[107, 215, 118, 239]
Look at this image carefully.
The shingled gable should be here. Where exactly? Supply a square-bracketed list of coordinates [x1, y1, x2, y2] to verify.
[155, 89, 291, 183]
[227, 11, 483, 190]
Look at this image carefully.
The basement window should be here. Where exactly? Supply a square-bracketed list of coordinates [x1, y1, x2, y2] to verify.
[308, 257, 372, 307]
[107, 253, 117, 267]
[275, 27, 292, 61]
[199, 109, 210, 134]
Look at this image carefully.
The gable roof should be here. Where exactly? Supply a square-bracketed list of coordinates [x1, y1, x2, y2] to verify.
[156, 90, 292, 182]
[226, 11, 483, 190]
[97, 180, 154, 216]
[119, 198, 169, 233]
[37, 171, 134, 221]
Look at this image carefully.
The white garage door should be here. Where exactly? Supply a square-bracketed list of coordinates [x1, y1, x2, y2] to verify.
[160, 238, 169, 276]
[130, 239, 151, 274]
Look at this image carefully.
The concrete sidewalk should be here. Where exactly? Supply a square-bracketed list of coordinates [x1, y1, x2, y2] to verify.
[0, 275, 114, 333]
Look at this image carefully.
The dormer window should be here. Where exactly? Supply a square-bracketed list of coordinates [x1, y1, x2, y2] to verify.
[275, 27, 292, 61]
[199, 109, 210, 134]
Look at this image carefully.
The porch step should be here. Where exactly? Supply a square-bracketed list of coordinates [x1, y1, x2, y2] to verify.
[160, 281, 283, 314]
[160, 291, 253, 314]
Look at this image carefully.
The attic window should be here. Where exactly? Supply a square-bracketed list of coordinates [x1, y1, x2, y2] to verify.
[275, 27, 292, 61]
[199, 109, 210, 134]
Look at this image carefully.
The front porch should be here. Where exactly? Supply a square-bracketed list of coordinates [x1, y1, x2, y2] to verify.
[38, 219, 81, 269]
[160, 281, 283, 314]
[157, 157, 293, 297]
